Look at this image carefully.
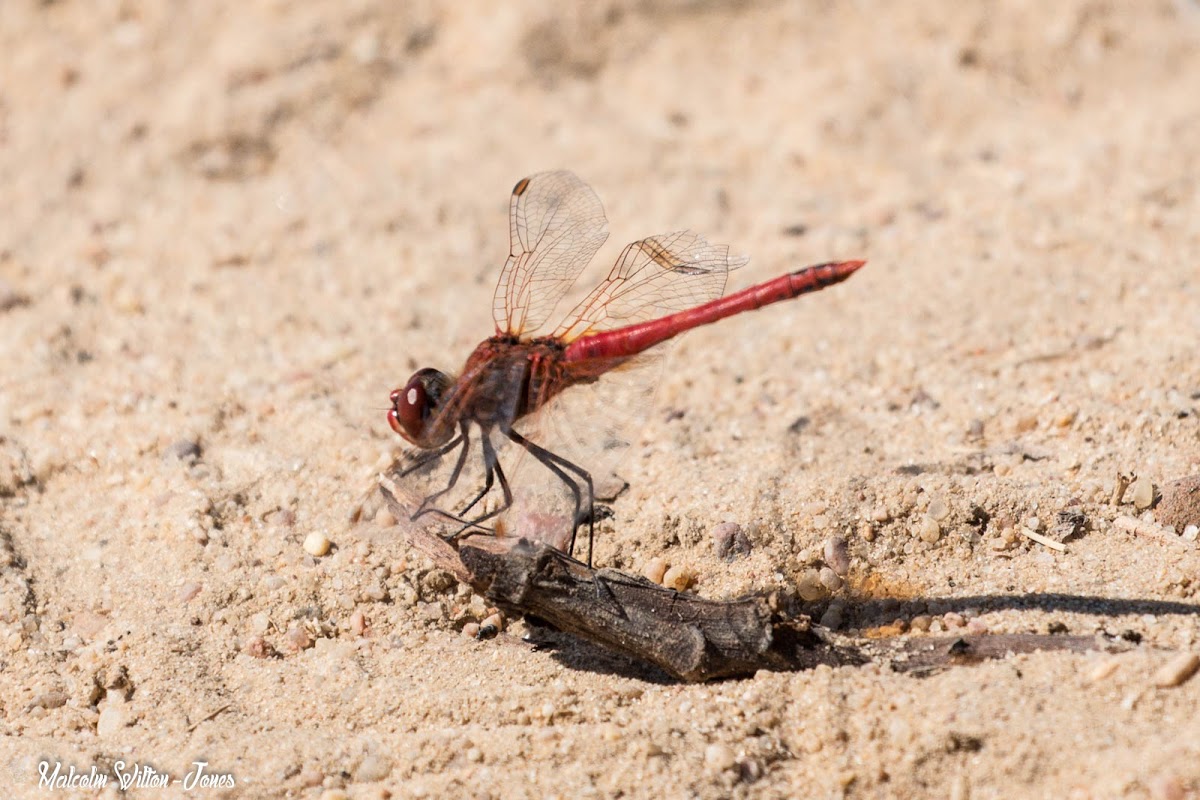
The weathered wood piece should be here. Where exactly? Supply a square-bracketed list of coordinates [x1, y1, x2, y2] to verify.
[381, 481, 1125, 682]
[458, 536, 859, 681]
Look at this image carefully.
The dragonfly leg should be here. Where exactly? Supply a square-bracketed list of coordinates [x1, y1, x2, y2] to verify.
[398, 431, 465, 479]
[406, 432, 515, 541]
[454, 430, 502, 519]
[505, 429, 595, 568]
[412, 423, 472, 519]
[454, 469, 493, 520]
[590, 571, 624, 612]
[448, 438, 514, 540]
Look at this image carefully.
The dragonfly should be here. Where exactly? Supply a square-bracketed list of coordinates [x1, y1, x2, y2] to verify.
[388, 170, 864, 566]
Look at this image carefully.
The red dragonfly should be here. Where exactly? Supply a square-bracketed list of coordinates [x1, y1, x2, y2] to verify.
[389, 171, 863, 564]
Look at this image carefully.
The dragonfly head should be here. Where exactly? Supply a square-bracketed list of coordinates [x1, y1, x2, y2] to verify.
[388, 368, 453, 447]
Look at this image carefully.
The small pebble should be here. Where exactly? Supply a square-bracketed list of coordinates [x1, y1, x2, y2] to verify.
[461, 622, 480, 638]
[1158, 476, 1200, 532]
[465, 595, 488, 619]
[164, 439, 202, 462]
[642, 557, 668, 584]
[917, 516, 941, 544]
[244, 636, 275, 658]
[965, 618, 989, 635]
[351, 30, 382, 64]
[177, 582, 202, 603]
[909, 615, 932, 632]
[737, 757, 765, 783]
[299, 767, 324, 788]
[350, 610, 367, 636]
[943, 612, 965, 629]
[1053, 509, 1086, 541]
[354, 754, 392, 783]
[1089, 658, 1121, 683]
[1014, 414, 1038, 433]
[796, 569, 826, 602]
[284, 624, 314, 653]
[266, 509, 296, 528]
[1183, 525, 1199, 542]
[926, 498, 949, 521]
[1024, 515, 1042, 532]
[818, 566, 843, 592]
[0, 279, 29, 311]
[1131, 476, 1157, 511]
[482, 612, 505, 632]
[1152, 774, 1186, 800]
[303, 532, 332, 557]
[27, 691, 69, 711]
[1054, 409, 1079, 428]
[97, 704, 129, 737]
[663, 565, 694, 592]
[1153, 652, 1200, 688]
[712, 522, 752, 560]
[420, 569, 456, 596]
[823, 535, 851, 576]
[704, 743, 736, 772]
[819, 601, 845, 630]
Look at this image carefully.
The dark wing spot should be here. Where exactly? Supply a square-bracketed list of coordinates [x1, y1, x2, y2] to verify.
[639, 239, 679, 271]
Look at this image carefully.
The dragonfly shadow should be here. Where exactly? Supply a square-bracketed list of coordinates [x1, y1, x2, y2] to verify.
[837, 593, 1200, 630]
[521, 592, 1199, 685]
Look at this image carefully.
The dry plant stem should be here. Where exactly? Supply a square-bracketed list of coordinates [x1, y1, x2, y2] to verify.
[381, 481, 1125, 682]
[1111, 472, 1134, 506]
[1020, 526, 1068, 552]
[1113, 515, 1194, 549]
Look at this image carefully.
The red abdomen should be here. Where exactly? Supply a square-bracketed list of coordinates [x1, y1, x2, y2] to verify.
[563, 260, 865, 363]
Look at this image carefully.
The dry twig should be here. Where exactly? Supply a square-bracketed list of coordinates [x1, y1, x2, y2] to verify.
[381, 480, 1125, 682]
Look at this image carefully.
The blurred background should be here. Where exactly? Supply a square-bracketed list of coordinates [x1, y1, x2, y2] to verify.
[4, 0, 1196, 539]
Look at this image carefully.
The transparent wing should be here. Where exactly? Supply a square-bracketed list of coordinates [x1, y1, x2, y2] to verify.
[495, 231, 747, 555]
[554, 230, 748, 341]
[502, 351, 665, 554]
[493, 171, 610, 337]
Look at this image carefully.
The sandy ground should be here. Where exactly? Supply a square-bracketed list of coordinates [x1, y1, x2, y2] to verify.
[2, 1, 1200, 797]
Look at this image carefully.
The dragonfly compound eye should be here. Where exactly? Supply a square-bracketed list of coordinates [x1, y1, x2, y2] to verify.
[388, 368, 450, 445]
